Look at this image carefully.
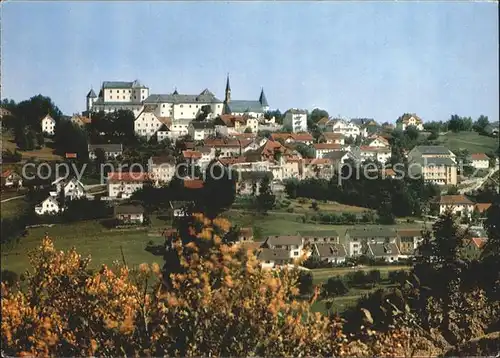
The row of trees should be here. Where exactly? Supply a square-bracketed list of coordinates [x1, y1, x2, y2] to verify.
[424, 114, 492, 134]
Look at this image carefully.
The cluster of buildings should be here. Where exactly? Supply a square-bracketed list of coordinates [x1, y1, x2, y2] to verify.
[231, 226, 486, 269]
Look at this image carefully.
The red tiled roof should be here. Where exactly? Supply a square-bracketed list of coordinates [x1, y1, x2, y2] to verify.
[440, 195, 474, 205]
[271, 133, 313, 142]
[384, 168, 396, 177]
[471, 237, 487, 249]
[313, 143, 342, 150]
[107, 172, 148, 182]
[183, 179, 204, 189]
[369, 136, 390, 145]
[470, 153, 489, 160]
[302, 158, 330, 165]
[205, 138, 253, 148]
[182, 150, 202, 159]
[474, 203, 492, 213]
[1, 169, 13, 178]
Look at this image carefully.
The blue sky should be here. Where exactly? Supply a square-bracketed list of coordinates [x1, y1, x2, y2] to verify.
[2, 2, 498, 123]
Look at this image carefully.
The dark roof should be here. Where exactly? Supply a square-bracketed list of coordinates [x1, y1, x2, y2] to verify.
[287, 108, 307, 114]
[350, 118, 376, 126]
[238, 171, 273, 181]
[397, 229, 423, 237]
[259, 88, 269, 107]
[190, 121, 215, 130]
[144, 90, 222, 104]
[422, 157, 457, 166]
[265, 235, 303, 246]
[91, 98, 143, 106]
[225, 75, 231, 92]
[299, 230, 339, 237]
[102, 80, 146, 89]
[87, 89, 97, 98]
[88, 144, 123, 152]
[257, 248, 292, 261]
[225, 100, 265, 114]
[150, 155, 176, 165]
[114, 204, 144, 215]
[323, 151, 349, 161]
[368, 243, 400, 257]
[414, 145, 452, 155]
[347, 227, 397, 238]
[314, 243, 347, 258]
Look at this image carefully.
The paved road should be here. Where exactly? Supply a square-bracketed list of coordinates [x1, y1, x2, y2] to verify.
[0, 195, 24, 203]
[459, 168, 498, 194]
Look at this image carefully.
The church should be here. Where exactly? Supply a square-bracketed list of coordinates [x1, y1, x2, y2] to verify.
[222, 75, 269, 118]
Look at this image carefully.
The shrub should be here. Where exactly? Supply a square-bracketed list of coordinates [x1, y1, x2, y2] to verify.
[286, 207, 294, 213]
[298, 271, 314, 296]
[322, 276, 349, 298]
[1, 270, 19, 286]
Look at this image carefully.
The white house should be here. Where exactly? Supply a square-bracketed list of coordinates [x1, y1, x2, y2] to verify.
[35, 195, 62, 215]
[1, 170, 23, 188]
[134, 105, 171, 140]
[270, 133, 314, 145]
[283, 109, 308, 133]
[143, 89, 223, 121]
[470, 153, 490, 169]
[58, 178, 85, 200]
[107, 172, 147, 199]
[148, 156, 177, 186]
[366, 243, 401, 263]
[257, 248, 293, 269]
[325, 119, 361, 138]
[41, 114, 56, 135]
[439, 195, 474, 217]
[262, 235, 305, 259]
[358, 146, 392, 164]
[313, 143, 344, 159]
[188, 122, 215, 141]
[396, 113, 424, 131]
[88, 144, 123, 160]
[88, 80, 148, 116]
[168, 118, 191, 139]
[368, 135, 390, 148]
[321, 132, 345, 145]
[114, 204, 145, 224]
[311, 243, 348, 264]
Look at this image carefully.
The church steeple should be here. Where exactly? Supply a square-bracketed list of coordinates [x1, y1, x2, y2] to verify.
[225, 73, 231, 103]
[259, 87, 268, 108]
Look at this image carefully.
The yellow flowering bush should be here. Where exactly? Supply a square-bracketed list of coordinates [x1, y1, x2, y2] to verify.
[2, 215, 416, 357]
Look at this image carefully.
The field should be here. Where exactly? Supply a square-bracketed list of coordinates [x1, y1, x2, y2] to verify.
[310, 266, 409, 314]
[1, 130, 62, 161]
[436, 131, 498, 154]
[1, 197, 29, 219]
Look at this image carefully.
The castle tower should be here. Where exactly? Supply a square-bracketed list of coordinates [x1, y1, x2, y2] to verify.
[86, 88, 97, 112]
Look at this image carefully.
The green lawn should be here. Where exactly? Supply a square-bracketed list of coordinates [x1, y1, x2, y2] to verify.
[1, 197, 30, 219]
[310, 265, 410, 284]
[2, 220, 166, 274]
[436, 131, 498, 154]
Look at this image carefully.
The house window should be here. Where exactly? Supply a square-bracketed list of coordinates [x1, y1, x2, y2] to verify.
[110, 96, 113, 99]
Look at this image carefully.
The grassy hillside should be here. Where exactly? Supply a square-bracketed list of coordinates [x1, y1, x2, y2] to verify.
[1, 130, 62, 161]
[436, 131, 498, 154]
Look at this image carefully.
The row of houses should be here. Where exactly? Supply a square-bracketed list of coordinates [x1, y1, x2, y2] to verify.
[232, 227, 486, 269]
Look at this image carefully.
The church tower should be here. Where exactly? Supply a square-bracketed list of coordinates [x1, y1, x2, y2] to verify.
[224, 74, 231, 103]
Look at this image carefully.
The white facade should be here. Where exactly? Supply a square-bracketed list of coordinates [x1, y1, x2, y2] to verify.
[314, 144, 344, 159]
[397, 115, 424, 131]
[188, 123, 215, 141]
[359, 147, 391, 164]
[41, 114, 56, 135]
[246, 117, 259, 133]
[169, 119, 191, 138]
[368, 137, 389, 148]
[326, 119, 361, 138]
[284, 110, 308, 133]
[88, 80, 148, 116]
[148, 157, 177, 186]
[35, 196, 61, 215]
[107, 173, 146, 199]
[134, 111, 164, 139]
[440, 202, 474, 217]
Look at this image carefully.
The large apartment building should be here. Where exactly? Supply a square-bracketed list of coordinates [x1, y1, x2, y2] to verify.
[408, 145, 458, 185]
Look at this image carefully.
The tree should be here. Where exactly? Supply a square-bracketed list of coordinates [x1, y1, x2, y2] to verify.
[377, 189, 395, 224]
[308, 108, 329, 124]
[14, 95, 63, 130]
[404, 126, 419, 141]
[256, 175, 276, 213]
[294, 143, 315, 158]
[366, 269, 382, 288]
[244, 127, 253, 133]
[25, 129, 36, 151]
[322, 276, 349, 297]
[473, 115, 489, 134]
[53, 120, 89, 161]
[298, 271, 314, 295]
[447, 186, 459, 195]
[196, 105, 212, 121]
[201, 161, 236, 220]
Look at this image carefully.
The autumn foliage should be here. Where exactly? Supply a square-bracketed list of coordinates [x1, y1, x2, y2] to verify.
[3, 214, 414, 357]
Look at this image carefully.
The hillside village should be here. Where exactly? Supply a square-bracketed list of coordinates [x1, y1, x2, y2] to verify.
[1, 78, 499, 270]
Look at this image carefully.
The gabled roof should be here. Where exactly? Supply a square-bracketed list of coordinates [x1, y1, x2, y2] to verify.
[190, 121, 215, 130]
[369, 136, 390, 146]
[471, 237, 487, 249]
[314, 243, 347, 258]
[88, 144, 123, 152]
[440, 195, 474, 205]
[470, 153, 489, 161]
[287, 108, 307, 115]
[299, 230, 339, 237]
[360, 146, 391, 153]
[144, 90, 222, 104]
[271, 133, 314, 142]
[114, 204, 144, 215]
[322, 132, 345, 140]
[182, 150, 202, 159]
[314, 143, 343, 150]
[257, 248, 292, 262]
[225, 100, 265, 114]
[397, 113, 422, 124]
[150, 155, 176, 165]
[41, 113, 55, 122]
[107, 172, 148, 182]
[347, 227, 397, 238]
[368, 243, 400, 257]
[183, 179, 204, 189]
[264, 235, 303, 247]
[71, 114, 91, 124]
[413, 145, 452, 155]
[474, 203, 492, 213]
